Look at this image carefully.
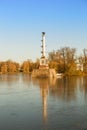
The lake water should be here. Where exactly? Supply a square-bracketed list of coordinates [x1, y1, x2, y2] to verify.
[0, 74, 87, 130]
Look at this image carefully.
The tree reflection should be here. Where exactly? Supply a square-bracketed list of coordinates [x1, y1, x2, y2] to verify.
[83, 76, 87, 99]
[31, 76, 87, 126]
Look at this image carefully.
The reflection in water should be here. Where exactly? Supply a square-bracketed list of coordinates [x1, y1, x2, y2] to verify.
[0, 75, 87, 130]
[32, 76, 87, 127]
[83, 76, 87, 100]
[40, 79, 48, 123]
[49, 76, 85, 101]
[32, 78, 50, 124]
[32, 78, 58, 126]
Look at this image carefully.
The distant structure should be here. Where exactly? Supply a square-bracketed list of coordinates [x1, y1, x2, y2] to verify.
[41, 32, 46, 58]
[39, 32, 49, 70]
[32, 32, 56, 78]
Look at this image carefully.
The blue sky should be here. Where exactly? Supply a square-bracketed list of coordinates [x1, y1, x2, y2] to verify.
[0, 0, 87, 63]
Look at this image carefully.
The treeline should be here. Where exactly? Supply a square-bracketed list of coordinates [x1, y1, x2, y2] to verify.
[0, 60, 19, 74]
[0, 59, 39, 74]
[48, 47, 87, 75]
[0, 47, 87, 75]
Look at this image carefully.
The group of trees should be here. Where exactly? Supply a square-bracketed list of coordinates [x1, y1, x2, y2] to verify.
[48, 47, 87, 75]
[0, 47, 87, 75]
[21, 59, 39, 73]
[0, 59, 39, 74]
[0, 60, 19, 74]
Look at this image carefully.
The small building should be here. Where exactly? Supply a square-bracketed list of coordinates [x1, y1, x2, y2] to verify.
[83, 63, 87, 73]
[76, 63, 83, 71]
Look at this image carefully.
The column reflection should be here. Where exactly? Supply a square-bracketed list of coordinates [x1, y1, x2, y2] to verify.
[39, 79, 49, 123]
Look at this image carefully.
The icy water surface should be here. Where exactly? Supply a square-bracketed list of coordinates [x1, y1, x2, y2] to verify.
[0, 74, 87, 130]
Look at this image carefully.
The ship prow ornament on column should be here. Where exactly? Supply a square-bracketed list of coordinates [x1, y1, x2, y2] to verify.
[39, 32, 49, 70]
[32, 32, 56, 78]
